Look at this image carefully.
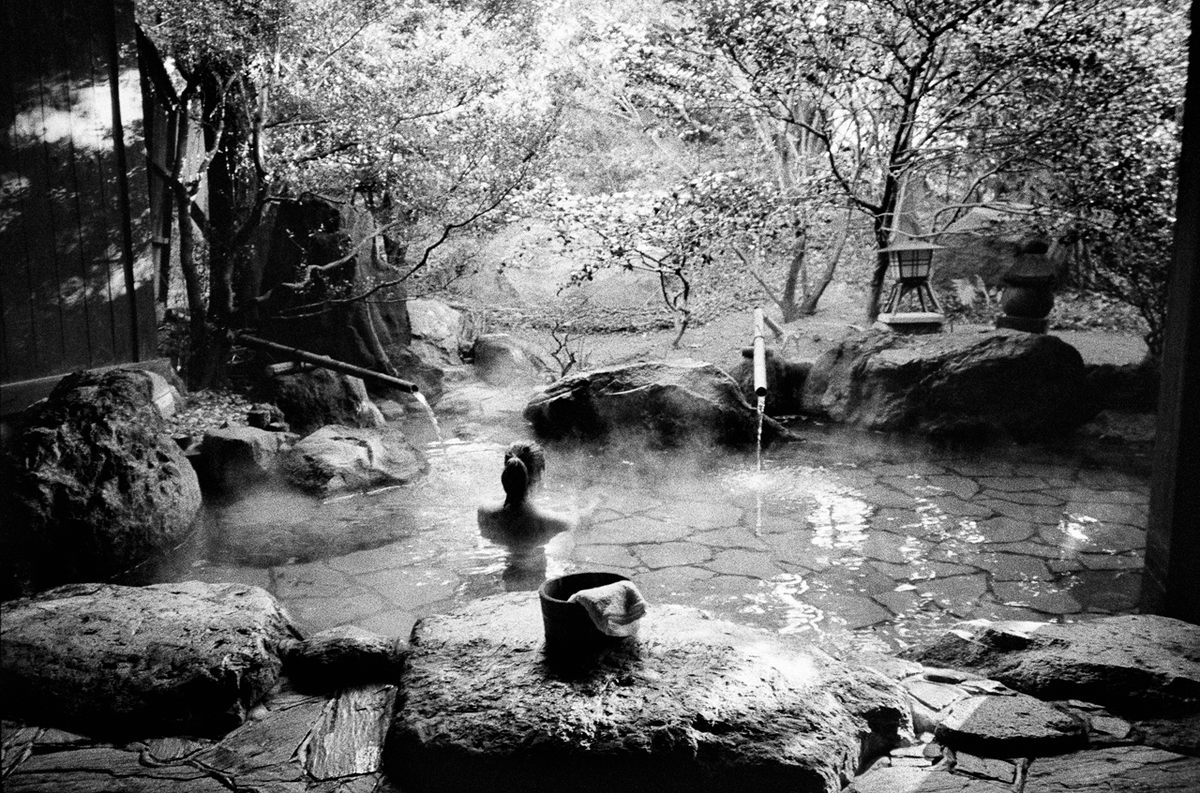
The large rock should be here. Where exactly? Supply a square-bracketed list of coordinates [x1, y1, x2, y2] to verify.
[281, 424, 427, 496]
[408, 298, 475, 365]
[195, 426, 290, 494]
[0, 369, 202, 597]
[523, 359, 781, 447]
[386, 594, 911, 793]
[934, 692, 1085, 757]
[281, 625, 406, 692]
[143, 368, 185, 420]
[266, 369, 385, 436]
[1086, 359, 1159, 411]
[800, 329, 1094, 439]
[0, 582, 299, 738]
[901, 615, 1200, 718]
[473, 333, 552, 385]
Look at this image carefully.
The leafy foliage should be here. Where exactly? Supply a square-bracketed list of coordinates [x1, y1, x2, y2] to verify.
[546, 170, 782, 345]
[1024, 3, 1186, 358]
[597, 0, 1186, 324]
[138, 0, 1186, 370]
[138, 0, 568, 382]
[141, 0, 564, 262]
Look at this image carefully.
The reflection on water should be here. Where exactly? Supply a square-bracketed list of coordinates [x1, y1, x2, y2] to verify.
[721, 465, 873, 556]
[1058, 513, 1097, 548]
[193, 421, 1150, 652]
[742, 573, 825, 635]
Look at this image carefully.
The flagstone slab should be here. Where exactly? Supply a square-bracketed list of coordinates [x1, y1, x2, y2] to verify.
[584, 515, 696, 544]
[691, 526, 769, 550]
[387, 593, 911, 793]
[989, 582, 1082, 616]
[1038, 521, 1145, 553]
[851, 745, 1200, 792]
[973, 553, 1049, 581]
[923, 474, 982, 501]
[634, 541, 712, 569]
[935, 693, 1085, 757]
[977, 476, 1050, 492]
[989, 501, 1067, 523]
[932, 495, 1000, 518]
[847, 762, 1008, 791]
[704, 547, 785, 578]
[982, 489, 1064, 506]
[573, 543, 641, 569]
[1024, 745, 1200, 791]
[973, 517, 1038, 543]
[1, 685, 396, 793]
[902, 615, 1200, 717]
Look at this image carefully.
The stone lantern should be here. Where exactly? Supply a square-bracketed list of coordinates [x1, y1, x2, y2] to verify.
[995, 241, 1057, 333]
[877, 239, 946, 334]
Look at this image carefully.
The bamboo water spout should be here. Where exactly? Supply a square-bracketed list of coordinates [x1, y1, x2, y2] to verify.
[752, 308, 768, 399]
[752, 308, 769, 472]
[234, 332, 420, 393]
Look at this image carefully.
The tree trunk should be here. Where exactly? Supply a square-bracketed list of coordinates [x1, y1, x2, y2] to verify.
[798, 207, 853, 316]
[363, 302, 399, 376]
[867, 238, 891, 321]
[867, 191, 898, 320]
[670, 309, 692, 349]
[779, 233, 806, 322]
[195, 66, 258, 387]
[172, 105, 209, 389]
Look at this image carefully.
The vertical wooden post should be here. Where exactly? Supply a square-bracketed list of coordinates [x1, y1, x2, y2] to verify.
[1141, 13, 1200, 623]
[105, 0, 141, 361]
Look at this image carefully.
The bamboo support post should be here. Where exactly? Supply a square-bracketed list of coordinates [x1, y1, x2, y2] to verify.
[753, 308, 768, 398]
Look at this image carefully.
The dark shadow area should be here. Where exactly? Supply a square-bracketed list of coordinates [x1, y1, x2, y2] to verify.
[1, 0, 152, 386]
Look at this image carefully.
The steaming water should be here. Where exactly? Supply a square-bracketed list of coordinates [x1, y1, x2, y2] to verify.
[191, 412, 1150, 654]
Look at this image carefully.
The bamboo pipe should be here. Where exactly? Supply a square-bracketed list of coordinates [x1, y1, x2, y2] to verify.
[234, 332, 420, 393]
[753, 308, 768, 398]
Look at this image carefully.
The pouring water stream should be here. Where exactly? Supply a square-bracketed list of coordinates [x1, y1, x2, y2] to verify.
[756, 395, 765, 473]
[754, 394, 765, 535]
[411, 391, 445, 453]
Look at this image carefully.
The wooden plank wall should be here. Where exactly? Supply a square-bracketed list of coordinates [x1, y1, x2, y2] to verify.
[0, 0, 154, 392]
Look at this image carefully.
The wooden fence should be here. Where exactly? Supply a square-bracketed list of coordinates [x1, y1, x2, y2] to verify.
[0, 0, 158, 414]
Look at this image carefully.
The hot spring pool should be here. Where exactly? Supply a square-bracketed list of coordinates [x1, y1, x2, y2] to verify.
[187, 415, 1149, 654]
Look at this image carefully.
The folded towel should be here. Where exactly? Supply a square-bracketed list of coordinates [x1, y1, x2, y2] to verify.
[568, 581, 648, 637]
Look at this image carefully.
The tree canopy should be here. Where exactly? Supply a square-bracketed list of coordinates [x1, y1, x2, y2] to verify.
[138, 0, 1187, 369]
[604, 0, 1187, 333]
[138, 0, 567, 382]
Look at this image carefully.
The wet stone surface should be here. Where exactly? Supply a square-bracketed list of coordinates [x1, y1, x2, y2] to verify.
[851, 612, 1200, 791]
[850, 746, 1200, 792]
[1, 685, 398, 793]
[388, 594, 911, 793]
[902, 615, 1200, 717]
[0, 582, 297, 738]
[935, 693, 1086, 757]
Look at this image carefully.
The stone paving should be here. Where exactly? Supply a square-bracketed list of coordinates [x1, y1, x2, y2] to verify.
[192, 414, 1150, 654]
[2, 684, 399, 793]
